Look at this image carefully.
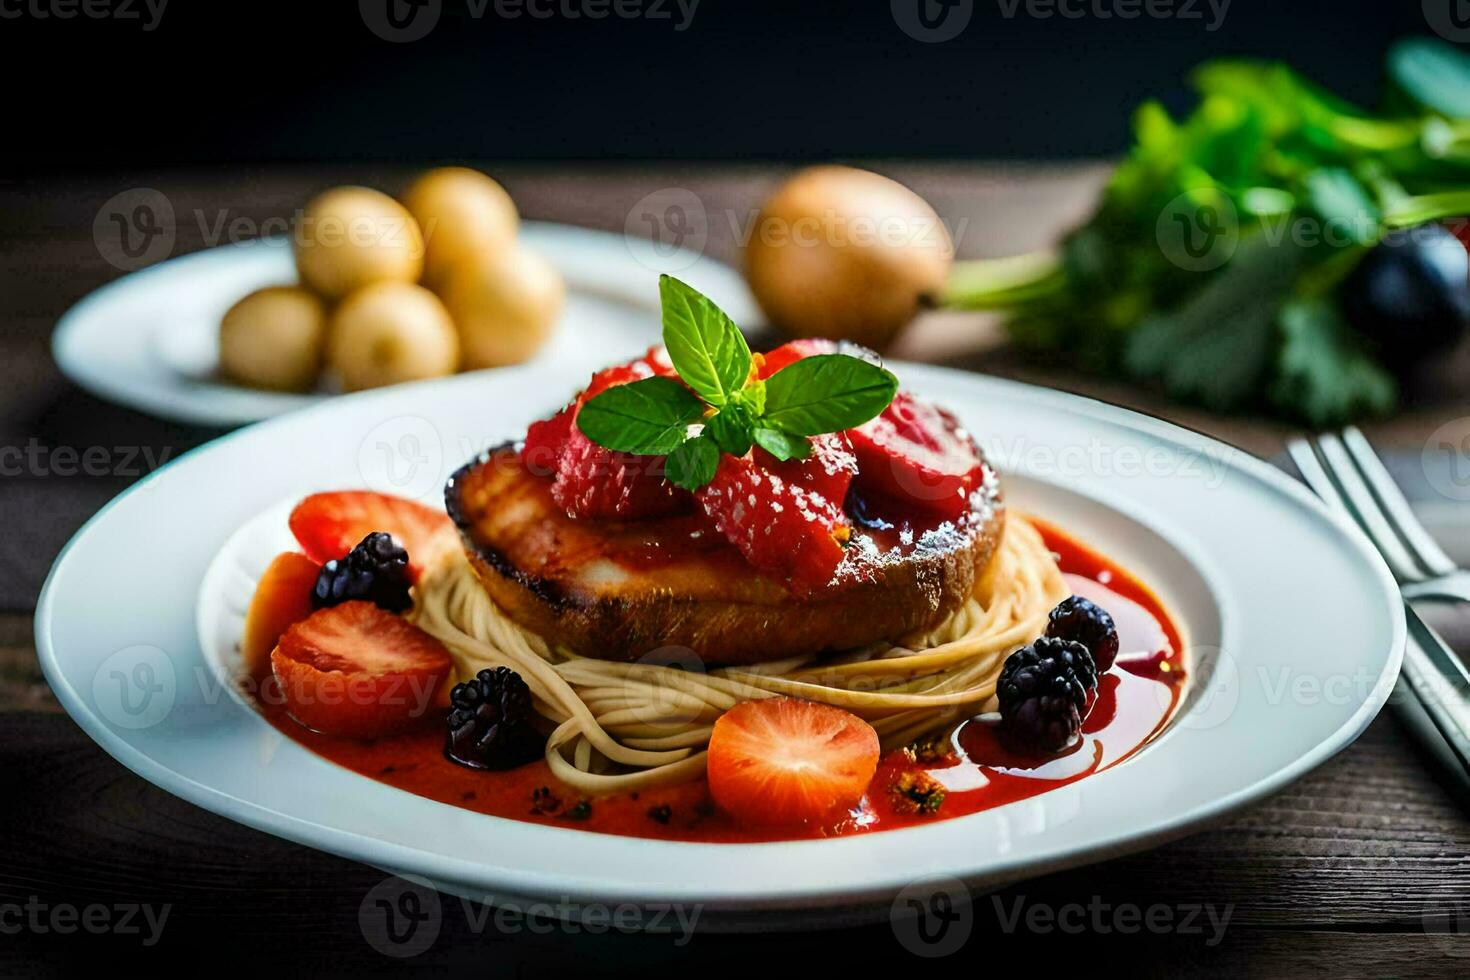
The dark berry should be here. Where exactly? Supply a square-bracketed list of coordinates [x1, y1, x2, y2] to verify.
[445, 666, 544, 770]
[312, 532, 412, 612]
[996, 637, 1098, 753]
[1046, 596, 1120, 672]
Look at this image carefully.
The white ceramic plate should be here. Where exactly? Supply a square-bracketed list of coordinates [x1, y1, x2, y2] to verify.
[52, 222, 757, 427]
[36, 364, 1404, 929]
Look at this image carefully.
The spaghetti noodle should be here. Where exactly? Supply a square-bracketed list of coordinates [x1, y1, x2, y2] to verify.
[411, 514, 1069, 794]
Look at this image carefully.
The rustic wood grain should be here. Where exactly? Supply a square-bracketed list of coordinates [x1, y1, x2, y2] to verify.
[4, 166, 1469, 971]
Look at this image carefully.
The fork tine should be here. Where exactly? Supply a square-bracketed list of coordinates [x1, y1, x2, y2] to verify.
[1313, 433, 1428, 584]
[1341, 427, 1458, 578]
[1287, 437, 1348, 511]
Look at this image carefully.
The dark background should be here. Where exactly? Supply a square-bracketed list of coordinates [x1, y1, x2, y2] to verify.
[0, 0, 1445, 174]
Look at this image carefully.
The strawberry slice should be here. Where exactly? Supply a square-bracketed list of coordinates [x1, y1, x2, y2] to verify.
[752, 431, 857, 511]
[241, 552, 319, 679]
[521, 406, 573, 479]
[520, 354, 692, 520]
[848, 391, 986, 520]
[696, 452, 850, 594]
[757, 338, 837, 379]
[289, 491, 458, 581]
[707, 698, 880, 827]
[271, 601, 453, 739]
[551, 426, 690, 520]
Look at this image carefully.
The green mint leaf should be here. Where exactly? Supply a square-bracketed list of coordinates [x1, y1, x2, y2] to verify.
[659, 274, 752, 406]
[731, 379, 765, 415]
[575, 376, 704, 455]
[761, 354, 898, 436]
[665, 434, 720, 490]
[752, 427, 811, 461]
[705, 405, 754, 457]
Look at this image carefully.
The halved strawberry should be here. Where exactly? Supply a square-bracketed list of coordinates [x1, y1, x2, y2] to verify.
[707, 698, 880, 827]
[551, 426, 690, 520]
[271, 601, 453, 739]
[641, 345, 677, 377]
[241, 552, 319, 679]
[289, 491, 457, 580]
[522, 406, 573, 479]
[696, 452, 850, 594]
[849, 391, 986, 520]
[519, 355, 692, 520]
[752, 431, 857, 510]
[757, 338, 837, 379]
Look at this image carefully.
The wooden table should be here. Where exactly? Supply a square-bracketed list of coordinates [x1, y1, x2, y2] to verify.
[3, 165, 1467, 974]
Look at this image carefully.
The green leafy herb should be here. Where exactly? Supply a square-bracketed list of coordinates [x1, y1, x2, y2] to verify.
[575, 277, 898, 489]
[1271, 297, 1396, 426]
[574, 376, 703, 455]
[665, 434, 720, 490]
[943, 37, 1470, 425]
[752, 427, 811, 461]
[1388, 38, 1470, 119]
[762, 355, 900, 436]
[659, 275, 751, 406]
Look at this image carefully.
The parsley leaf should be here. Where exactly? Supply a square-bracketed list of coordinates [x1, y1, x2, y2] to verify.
[761, 354, 898, 436]
[576, 376, 704, 455]
[1270, 297, 1396, 426]
[659, 274, 751, 406]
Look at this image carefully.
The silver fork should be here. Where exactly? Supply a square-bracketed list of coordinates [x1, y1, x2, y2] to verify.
[1287, 429, 1470, 784]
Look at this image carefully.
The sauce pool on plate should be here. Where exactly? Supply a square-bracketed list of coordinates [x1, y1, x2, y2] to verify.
[247, 518, 1187, 842]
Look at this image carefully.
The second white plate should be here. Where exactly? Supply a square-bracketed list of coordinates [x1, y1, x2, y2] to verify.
[53, 222, 757, 427]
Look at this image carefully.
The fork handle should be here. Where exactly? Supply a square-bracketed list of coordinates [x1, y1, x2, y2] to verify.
[1399, 613, 1470, 776]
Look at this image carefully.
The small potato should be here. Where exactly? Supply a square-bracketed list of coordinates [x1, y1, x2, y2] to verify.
[441, 245, 564, 369]
[401, 167, 519, 287]
[219, 286, 327, 392]
[295, 186, 425, 299]
[327, 282, 459, 391]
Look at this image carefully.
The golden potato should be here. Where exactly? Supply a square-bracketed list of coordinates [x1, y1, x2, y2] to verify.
[744, 165, 953, 350]
[401, 167, 519, 287]
[295, 186, 425, 299]
[218, 286, 327, 392]
[441, 245, 564, 369]
[326, 282, 459, 391]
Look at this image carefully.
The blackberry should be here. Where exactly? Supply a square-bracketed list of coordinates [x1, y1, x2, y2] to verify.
[1046, 596, 1119, 672]
[996, 637, 1098, 753]
[312, 532, 412, 612]
[445, 666, 544, 770]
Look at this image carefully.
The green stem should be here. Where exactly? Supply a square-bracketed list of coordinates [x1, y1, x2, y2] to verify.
[1383, 190, 1470, 228]
[943, 250, 1066, 311]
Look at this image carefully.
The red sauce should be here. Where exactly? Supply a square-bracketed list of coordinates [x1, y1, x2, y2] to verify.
[250, 518, 1186, 842]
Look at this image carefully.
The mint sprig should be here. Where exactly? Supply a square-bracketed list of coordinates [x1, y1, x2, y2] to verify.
[576, 275, 899, 491]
